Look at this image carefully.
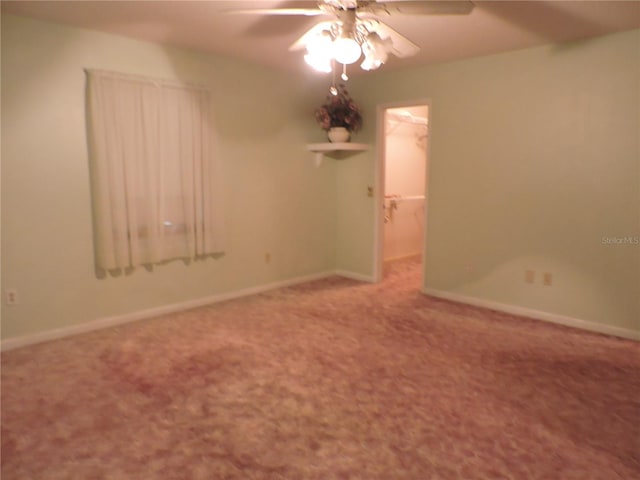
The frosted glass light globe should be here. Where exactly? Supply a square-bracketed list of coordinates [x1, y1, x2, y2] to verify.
[304, 53, 332, 73]
[332, 37, 361, 65]
[361, 32, 390, 71]
[304, 31, 333, 73]
[307, 31, 333, 56]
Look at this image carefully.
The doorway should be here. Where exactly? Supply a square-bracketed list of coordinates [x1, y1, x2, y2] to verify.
[375, 102, 430, 283]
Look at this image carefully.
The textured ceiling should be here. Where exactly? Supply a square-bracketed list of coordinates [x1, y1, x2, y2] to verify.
[3, 1, 639, 74]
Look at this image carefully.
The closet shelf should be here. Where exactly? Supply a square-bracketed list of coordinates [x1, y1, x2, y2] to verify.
[306, 143, 369, 167]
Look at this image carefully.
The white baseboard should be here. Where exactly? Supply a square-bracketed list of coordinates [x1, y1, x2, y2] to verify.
[1, 270, 335, 352]
[14, 274, 629, 352]
[422, 288, 640, 341]
[335, 270, 376, 283]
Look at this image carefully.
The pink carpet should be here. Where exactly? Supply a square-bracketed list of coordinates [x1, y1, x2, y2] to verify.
[2, 257, 639, 479]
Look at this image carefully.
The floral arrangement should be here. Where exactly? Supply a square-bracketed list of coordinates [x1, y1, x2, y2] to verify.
[315, 84, 363, 133]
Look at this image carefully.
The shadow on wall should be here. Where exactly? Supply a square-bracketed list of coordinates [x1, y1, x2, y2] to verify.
[163, 54, 301, 140]
[95, 253, 226, 280]
[476, 1, 630, 43]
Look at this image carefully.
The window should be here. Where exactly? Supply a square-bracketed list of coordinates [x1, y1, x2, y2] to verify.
[86, 69, 225, 272]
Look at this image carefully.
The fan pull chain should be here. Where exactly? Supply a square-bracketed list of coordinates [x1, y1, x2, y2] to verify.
[341, 63, 349, 81]
[330, 60, 338, 95]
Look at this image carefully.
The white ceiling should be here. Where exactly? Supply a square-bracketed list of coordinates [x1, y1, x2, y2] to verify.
[3, 1, 639, 74]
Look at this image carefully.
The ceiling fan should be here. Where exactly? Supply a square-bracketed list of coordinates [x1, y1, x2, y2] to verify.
[231, 1, 475, 73]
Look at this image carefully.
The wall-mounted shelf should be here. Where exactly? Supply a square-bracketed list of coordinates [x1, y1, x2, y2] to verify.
[306, 143, 369, 167]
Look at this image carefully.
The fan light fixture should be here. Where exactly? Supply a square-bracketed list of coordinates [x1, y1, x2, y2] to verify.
[300, 7, 395, 75]
[304, 23, 391, 74]
[230, 0, 475, 76]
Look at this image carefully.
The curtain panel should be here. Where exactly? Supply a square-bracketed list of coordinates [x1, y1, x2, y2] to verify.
[86, 69, 225, 271]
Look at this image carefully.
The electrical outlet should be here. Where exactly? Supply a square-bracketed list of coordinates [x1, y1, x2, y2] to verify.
[525, 270, 535, 284]
[265, 253, 271, 264]
[367, 186, 374, 197]
[543, 272, 553, 286]
[5, 289, 18, 305]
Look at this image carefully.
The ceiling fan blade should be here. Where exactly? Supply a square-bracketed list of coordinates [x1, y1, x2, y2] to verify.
[365, 20, 420, 58]
[288, 21, 335, 51]
[368, 1, 475, 16]
[227, 8, 327, 16]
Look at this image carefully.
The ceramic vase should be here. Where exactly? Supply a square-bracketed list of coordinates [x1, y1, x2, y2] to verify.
[327, 127, 350, 143]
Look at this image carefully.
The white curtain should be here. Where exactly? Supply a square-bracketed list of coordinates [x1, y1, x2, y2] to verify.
[86, 69, 225, 271]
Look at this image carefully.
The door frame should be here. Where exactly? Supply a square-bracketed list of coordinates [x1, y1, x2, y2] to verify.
[373, 99, 432, 283]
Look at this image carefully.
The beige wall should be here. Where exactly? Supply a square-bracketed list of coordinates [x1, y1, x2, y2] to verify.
[343, 28, 639, 332]
[1, 15, 336, 340]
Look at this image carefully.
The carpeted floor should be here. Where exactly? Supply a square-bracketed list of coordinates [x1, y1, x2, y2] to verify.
[2, 257, 639, 479]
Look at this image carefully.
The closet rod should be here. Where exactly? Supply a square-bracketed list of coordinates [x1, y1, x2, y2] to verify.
[386, 112, 428, 126]
[385, 195, 426, 201]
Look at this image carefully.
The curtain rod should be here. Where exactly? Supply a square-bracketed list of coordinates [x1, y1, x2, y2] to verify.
[385, 195, 426, 201]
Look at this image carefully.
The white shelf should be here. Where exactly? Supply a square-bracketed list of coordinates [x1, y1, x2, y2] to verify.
[306, 143, 369, 166]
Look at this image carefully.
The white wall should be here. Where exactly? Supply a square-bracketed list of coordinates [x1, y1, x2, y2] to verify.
[1, 14, 335, 341]
[340, 29, 639, 335]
